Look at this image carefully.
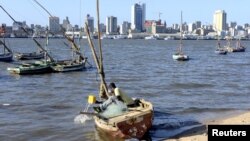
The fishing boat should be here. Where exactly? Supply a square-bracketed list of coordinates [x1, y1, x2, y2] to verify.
[14, 50, 45, 60]
[215, 48, 227, 55]
[7, 60, 53, 75]
[1, 5, 55, 75]
[232, 39, 246, 52]
[50, 59, 86, 72]
[32, 0, 88, 73]
[81, 0, 154, 139]
[225, 38, 246, 53]
[93, 99, 153, 139]
[0, 26, 13, 62]
[0, 38, 13, 62]
[172, 11, 189, 61]
[215, 40, 227, 55]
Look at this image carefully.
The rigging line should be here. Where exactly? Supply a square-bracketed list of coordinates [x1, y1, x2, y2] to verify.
[27, 0, 48, 23]
[33, 0, 53, 17]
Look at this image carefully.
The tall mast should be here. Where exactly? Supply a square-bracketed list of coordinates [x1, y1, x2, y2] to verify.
[179, 11, 183, 53]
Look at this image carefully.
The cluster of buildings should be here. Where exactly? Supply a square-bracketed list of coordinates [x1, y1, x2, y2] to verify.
[1, 3, 250, 40]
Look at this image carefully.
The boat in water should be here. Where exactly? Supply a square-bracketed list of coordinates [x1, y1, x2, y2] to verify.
[0, 25, 13, 62]
[80, 1, 154, 139]
[93, 99, 153, 139]
[31, 0, 88, 73]
[50, 59, 86, 72]
[7, 60, 53, 75]
[0, 39, 13, 62]
[215, 42, 227, 55]
[172, 11, 189, 61]
[14, 51, 45, 60]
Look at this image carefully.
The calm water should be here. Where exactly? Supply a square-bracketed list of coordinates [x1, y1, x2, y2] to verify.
[0, 38, 250, 141]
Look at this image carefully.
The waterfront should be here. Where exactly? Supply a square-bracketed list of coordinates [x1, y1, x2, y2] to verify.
[0, 39, 250, 141]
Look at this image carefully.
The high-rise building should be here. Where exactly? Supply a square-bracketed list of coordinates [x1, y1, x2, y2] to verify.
[213, 10, 227, 31]
[62, 16, 71, 30]
[106, 16, 117, 35]
[131, 3, 146, 32]
[85, 14, 94, 33]
[195, 21, 202, 29]
[120, 21, 130, 34]
[49, 16, 60, 33]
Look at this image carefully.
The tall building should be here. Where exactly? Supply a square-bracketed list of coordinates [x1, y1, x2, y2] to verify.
[106, 16, 117, 35]
[120, 21, 130, 34]
[85, 14, 94, 33]
[213, 10, 227, 31]
[49, 16, 60, 33]
[62, 16, 71, 30]
[195, 21, 202, 29]
[131, 3, 146, 32]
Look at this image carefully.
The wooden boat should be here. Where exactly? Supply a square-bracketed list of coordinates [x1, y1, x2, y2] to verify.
[173, 11, 189, 61]
[82, 1, 154, 139]
[94, 99, 153, 139]
[14, 51, 45, 60]
[32, 0, 88, 73]
[50, 59, 86, 72]
[7, 60, 53, 75]
[0, 52, 13, 62]
[232, 40, 246, 52]
[0, 27, 13, 62]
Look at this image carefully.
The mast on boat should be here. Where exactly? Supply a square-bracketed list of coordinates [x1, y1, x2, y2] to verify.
[85, 0, 109, 99]
[179, 11, 183, 54]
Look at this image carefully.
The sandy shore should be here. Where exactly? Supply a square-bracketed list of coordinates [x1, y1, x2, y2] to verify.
[165, 110, 250, 141]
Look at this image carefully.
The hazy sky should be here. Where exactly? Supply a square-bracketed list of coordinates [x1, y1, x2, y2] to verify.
[0, 0, 249, 27]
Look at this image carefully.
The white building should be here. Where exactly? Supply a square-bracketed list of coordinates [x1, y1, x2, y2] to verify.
[120, 21, 130, 34]
[213, 10, 227, 32]
[106, 16, 117, 35]
[188, 23, 195, 33]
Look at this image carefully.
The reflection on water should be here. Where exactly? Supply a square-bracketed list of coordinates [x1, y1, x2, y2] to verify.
[0, 39, 250, 140]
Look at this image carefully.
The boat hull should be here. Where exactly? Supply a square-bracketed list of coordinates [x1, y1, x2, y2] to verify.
[172, 54, 189, 61]
[50, 60, 86, 72]
[7, 61, 53, 75]
[14, 51, 45, 60]
[0, 52, 13, 62]
[215, 49, 227, 55]
[94, 99, 153, 139]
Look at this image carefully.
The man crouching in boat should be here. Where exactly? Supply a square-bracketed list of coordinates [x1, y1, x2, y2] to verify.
[93, 82, 136, 118]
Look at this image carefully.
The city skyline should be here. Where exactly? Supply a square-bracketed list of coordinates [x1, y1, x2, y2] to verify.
[0, 0, 249, 27]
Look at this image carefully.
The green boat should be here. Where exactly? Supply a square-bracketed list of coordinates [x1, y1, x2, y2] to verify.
[7, 60, 53, 75]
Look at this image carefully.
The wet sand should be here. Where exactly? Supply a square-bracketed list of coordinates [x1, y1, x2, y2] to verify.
[165, 111, 250, 141]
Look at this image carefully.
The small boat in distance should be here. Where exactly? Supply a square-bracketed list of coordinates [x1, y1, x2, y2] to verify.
[14, 50, 45, 60]
[32, 0, 88, 73]
[233, 39, 246, 52]
[172, 11, 189, 61]
[215, 39, 227, 55]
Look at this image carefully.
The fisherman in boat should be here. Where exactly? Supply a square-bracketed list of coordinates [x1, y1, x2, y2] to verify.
[110, 82, 139, 107]
[93, 82, 139, 113]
